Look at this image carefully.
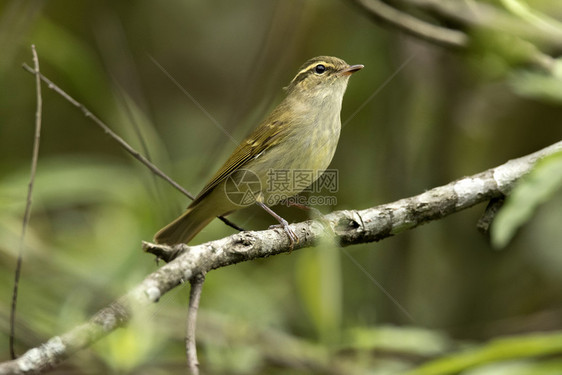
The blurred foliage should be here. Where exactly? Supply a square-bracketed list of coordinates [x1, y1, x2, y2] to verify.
[1, 0, 562, 374]
[405, 332, 562, 375]
[492, 150, 562, 248]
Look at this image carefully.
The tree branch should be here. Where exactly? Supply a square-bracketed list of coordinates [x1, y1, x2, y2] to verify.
[349, 0, 469, 48]
[1, 139, 560, 374]
[350, 0, 560, 74]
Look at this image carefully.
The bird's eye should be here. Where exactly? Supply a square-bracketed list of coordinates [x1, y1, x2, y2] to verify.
[314, 64, 326, 74]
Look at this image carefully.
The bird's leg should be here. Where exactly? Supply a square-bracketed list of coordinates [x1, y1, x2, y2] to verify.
[256, 201, 299, 249]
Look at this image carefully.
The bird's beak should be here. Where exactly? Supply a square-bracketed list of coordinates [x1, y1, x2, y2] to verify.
[339, 64, 364, 76]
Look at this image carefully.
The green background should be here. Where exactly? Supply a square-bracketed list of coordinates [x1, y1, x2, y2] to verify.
[1, 0, 561, 373]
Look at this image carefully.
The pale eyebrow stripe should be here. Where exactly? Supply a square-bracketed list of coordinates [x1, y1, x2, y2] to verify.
[291, 62, 336, 83]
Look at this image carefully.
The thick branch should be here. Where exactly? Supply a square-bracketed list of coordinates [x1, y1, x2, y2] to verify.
[1, 140, 560, 374]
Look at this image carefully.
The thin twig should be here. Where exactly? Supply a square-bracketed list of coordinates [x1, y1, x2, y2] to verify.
[351, 0, 558, 74]
[349, 0, 468, 48]
[10, 45, 43, 359]
[186, 273, 205, 375]
[476, 196, 505, 236]
[398, 0, 558, 73]
[20, 63, 244, 233]
[403, 0, 562, 44]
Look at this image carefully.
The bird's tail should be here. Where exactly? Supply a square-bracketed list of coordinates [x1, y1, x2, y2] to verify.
[153, 203, 215, 245]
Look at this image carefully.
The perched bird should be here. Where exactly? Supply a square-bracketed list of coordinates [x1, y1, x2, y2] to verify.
[154, 56, 363, 245]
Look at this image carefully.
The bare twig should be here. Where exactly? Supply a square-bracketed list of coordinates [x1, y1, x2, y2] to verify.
[1, 139, 559, 374]
[404, 0, 560, 73]
[10, 45, 42, 359]
[403, 0, 562, 43]
[349, 0, 468, 48]
[186, 274, 205, 375]
[20, 63, 244, 233]
[476, 196, 505, 236]
[351, 0, 559, 74]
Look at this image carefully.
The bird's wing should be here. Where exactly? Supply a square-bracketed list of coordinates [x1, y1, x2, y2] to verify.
[189, 115, 289, 207]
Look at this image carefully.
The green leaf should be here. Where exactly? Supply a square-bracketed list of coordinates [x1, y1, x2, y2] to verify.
[492, 150, 562, 248]
[500, 0, 562, 35]
[404, 332, 562, 375]
[509, 61, 562, 104]
[343, 325, 453, 356]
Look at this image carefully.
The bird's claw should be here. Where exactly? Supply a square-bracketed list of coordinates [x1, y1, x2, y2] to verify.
[269, 218, 299, 250]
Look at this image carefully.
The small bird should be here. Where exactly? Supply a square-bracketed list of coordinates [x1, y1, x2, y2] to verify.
[154, 56, 363, 245]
